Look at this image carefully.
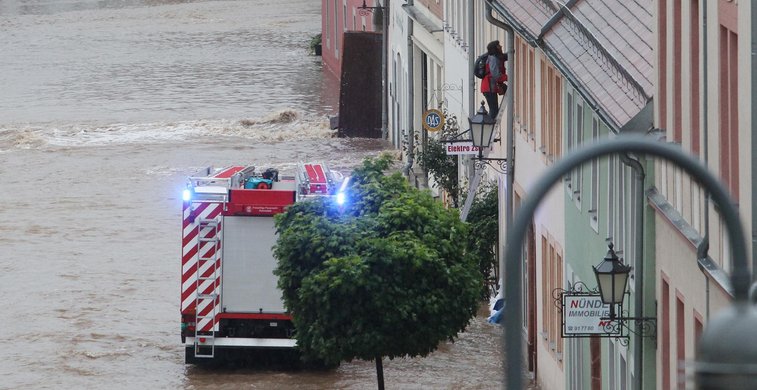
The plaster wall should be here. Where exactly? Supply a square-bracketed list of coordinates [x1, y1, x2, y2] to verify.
[654, 217, 731, 389]
[509, 57, 566, 390]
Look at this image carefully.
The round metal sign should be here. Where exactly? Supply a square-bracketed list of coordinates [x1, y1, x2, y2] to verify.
[422, 109, 445, 132]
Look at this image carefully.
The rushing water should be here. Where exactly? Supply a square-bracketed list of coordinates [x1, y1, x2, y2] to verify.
[0, 1, 520, 389]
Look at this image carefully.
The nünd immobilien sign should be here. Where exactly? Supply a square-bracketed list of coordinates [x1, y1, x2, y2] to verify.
[561, 293, 621, 337]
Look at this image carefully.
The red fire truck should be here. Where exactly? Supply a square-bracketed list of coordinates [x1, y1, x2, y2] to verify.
[180, 163, 342, 363]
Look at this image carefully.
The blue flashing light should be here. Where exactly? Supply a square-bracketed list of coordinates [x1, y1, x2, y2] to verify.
[182, 189, 192, 202]
[336, 192, 346, 206]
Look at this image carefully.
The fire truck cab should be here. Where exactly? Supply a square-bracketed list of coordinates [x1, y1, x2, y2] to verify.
[180, 163, 341, 364]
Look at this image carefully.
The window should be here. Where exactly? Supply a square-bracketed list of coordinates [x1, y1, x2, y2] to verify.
[620, 355, 628, 390]
[529, 49, 536, 142]
[673, 0, 682, 143]
[609, 341, 616, 390]
[540, 60, 547, 153]
[568, 271, 584, 387]
[572, 99, 584, 205]
[609, 338, 629, 390]
[676, 295, 685, 390]
[539, 61, 562, 160]
[607, 155, 616, 240]
[515, 38, 536, 147]
[565, 91, 575, 196]
[541, 235, 549, 337]
[589, 116, 600, 228]
[658, 0, 668, 129]
[325, 1, 331, 48]
[611, 162, 628, 259]
[541, 234, 563, 360]
[662, 277, 671, 390]
[690, 0, 701, 155]
[719, 24, 739, 202]
[551, 72, 562, 158]
[333, 0, 339, 55]
[627, 167, 639, 276]
[694, 311, 703, 355]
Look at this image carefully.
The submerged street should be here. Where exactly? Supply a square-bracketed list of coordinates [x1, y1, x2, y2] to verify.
[0, 0, 533, 388]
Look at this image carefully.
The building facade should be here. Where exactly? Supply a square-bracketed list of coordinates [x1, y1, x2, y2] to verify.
[486, 1, 655, 389]
[364, 0, 755, 389]
[387, 0, 444, 187]
[321, 0, 380, 79]
[652, 0, 754, 388]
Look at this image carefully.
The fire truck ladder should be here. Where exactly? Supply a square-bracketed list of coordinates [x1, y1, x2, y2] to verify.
[194, 216, 222, 358]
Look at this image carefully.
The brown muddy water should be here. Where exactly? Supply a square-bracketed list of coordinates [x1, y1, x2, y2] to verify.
[0, 0, 526, 388]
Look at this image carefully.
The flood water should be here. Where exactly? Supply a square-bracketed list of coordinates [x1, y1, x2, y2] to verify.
[0, 1, 519, 388]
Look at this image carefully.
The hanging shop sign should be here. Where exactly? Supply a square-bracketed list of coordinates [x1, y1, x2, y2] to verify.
[444, 141, 483, 156]
[422, 109, 444, 132]
[560, 293, 622, 337]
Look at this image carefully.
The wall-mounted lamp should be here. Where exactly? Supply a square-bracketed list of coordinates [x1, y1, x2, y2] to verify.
[593, 243, 631, 319]
[469, 101, 507, 174]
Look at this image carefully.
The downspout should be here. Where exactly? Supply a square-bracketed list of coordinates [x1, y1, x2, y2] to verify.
[751, 0, 757, 281]
[468, 0, 475, 116]
[697, 0, 711, 320]
[485, 0, 515, 295]
[620, 152, 645, 390]
[381, 0, 390, 139]
[403, 8, 415, 177]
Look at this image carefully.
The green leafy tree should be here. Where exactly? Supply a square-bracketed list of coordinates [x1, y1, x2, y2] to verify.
[417, 111, 460, 207]
[464, 182, 500, 299]
[273, 154, 481, 390]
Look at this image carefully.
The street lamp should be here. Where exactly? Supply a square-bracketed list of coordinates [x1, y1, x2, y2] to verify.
[469, 101, 497, 152]
[469, 101, 507, 173]
[593, 243, 631, 319]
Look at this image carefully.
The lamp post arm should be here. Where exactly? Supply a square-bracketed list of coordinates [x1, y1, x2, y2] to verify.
[501, 135, 749, 389]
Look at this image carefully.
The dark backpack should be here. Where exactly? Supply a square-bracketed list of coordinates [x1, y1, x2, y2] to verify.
[473, 53, 489, 79]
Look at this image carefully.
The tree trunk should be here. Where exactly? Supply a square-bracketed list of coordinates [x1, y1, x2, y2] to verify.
[375, 355, 385, 390]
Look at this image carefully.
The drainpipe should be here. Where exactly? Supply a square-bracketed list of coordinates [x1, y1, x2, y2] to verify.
[468, 0, 475, 116]
[381, 0, 390, 139]
[403, 9, 415, 178]
[485, 0, 515, 296]
[620, 152, 645, 390]
[698, 0, 711, 319]
[751, 0, 756, 280]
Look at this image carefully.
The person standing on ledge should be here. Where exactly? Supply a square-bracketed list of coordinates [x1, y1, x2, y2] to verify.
[481, 40, 508, 119]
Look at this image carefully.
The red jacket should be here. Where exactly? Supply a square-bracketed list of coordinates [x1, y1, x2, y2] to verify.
[481, 53, 508, 94]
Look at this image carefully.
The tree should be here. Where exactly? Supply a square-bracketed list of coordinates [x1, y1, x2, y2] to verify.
[417, 110, 460, 207]
[464, 182, 500, 299]
[273, 154, 481, 390]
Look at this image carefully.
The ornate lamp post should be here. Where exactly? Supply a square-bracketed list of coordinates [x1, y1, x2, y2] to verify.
[468, 101, 507, 173]
[469, 101, 497, 154]
[593, 243, 632, 319]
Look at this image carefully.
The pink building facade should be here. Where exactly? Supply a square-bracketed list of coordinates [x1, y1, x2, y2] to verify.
[321, 0, 380, 79]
